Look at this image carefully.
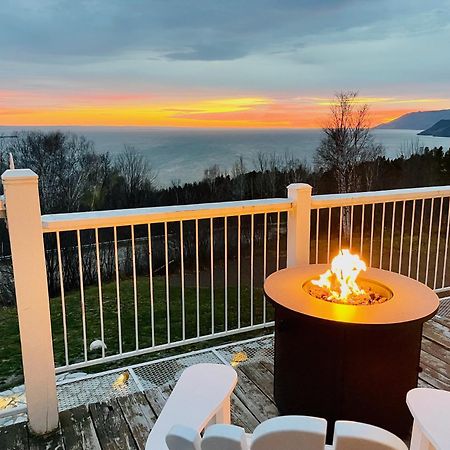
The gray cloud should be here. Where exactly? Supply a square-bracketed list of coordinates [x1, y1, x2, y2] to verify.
[163, 43, 249, 61]
[0, 0, 449, 96]
[0, 0, 433, 61]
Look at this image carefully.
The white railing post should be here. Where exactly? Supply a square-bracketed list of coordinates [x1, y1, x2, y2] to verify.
[287, 183, 312, 267]
[1, 169, 59, 434]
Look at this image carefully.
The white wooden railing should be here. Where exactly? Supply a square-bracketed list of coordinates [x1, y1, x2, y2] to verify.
[310, 186, 450, 294]
[43, 199, 291, 371]
[2, 169, 450, 434]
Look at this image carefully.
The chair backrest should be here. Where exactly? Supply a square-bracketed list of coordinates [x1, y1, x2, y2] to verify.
[331, 421, 409, 450]
[166, 417, 409, 450]
[250, 416, 327, 450]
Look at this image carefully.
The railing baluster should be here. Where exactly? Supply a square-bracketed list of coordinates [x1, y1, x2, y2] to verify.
[379, 202, 386, 269]
[389, 202, 396, 272]
[130, 226, 139, 350]
[338, 206, 343, 251]
[164, 221, 170, 343]
[95, 228, 105, 358]
[416, 200, 425, 281]
[349, 205, 354, 250]
[237, 215, 241, 329]
[263, 212, 267, 324]
[360, 204, 365, 256]
[180, 221, 185, 341]
[113, 226, 122, 354]
[56, 232, 69, 367]
[442, 198, 450, 289]
[276, 211, 281, 270]
[276, 211, 280, 270]
[408, 200, 416, 278]
[195, 219, 200, 337]
[327, 208, 331, 263]
[210, 218, 214, 334]
[148, 224, 155, 347]
[224, 216, 228, 332]
[315, 209, 319, 263]
[250, 214, 254, 326]
[425, 198, 435, 286]
[398, 201, 406, 274]
[76, 230, 88, 361]
[369, 204, 375, 267]
[433, 198, 443, 289]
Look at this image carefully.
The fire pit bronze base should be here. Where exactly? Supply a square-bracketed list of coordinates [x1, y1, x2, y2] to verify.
[274, 304, 423, 441]
[265, 265, 439, 443]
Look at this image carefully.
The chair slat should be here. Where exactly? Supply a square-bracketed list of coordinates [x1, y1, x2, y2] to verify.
[166, 425, 201, 450]
[250, 416, 327, 450]
[201, 424, 249, 450]
[331, 421, 408, 450]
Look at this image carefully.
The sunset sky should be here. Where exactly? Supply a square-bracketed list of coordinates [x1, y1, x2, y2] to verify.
[1, 0, 450, 128]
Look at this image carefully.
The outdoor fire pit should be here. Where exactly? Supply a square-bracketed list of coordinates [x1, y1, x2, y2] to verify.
[264, 252, 439, 441]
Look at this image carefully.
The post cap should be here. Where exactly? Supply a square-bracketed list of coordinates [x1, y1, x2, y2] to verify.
[1, 169, 38, 184]
[287, 183, 312, 192]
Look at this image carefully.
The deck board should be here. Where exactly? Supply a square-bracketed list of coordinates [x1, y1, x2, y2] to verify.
[89, 400, 138, 450]
[230, 393, 260, 431]
[59, 405, 101, 450]
[421, 337, 450, 365]
[239, 361, 275, 402]
[28, 426, 64, 450]
[144, 384, 172, 417]
[234, 367, 279, 423]
[423, 320, 450, 348]
[117, 392, 157, 450]
[1, 314, 450, 450]
[0, 422, 29, 450]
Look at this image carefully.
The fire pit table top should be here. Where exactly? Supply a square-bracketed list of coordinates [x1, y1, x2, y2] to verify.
[264, 265, 439, 325]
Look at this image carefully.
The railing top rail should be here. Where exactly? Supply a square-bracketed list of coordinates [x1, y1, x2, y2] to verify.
[41, 198, 292, 233]
[311, 185, 450, 208]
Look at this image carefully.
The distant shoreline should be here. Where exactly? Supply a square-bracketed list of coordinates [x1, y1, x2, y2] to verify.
[2, 127, 450, 186]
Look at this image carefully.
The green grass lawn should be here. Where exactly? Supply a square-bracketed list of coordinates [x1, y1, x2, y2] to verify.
[0, 276, 272, 389]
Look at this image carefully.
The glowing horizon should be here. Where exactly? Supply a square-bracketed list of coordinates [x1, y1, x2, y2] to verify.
[1, 90, 449, 129]
[1, 0, 449, 131]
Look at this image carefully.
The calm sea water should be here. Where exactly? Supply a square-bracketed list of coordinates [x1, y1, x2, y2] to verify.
[1, 127, 450, 186]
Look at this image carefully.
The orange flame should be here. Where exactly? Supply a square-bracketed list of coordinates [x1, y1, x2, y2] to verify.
[312, 250, 367, 302]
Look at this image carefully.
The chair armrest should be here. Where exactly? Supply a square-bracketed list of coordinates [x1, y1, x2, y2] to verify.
[407, 388, 450, 450]
[146, 364, 237, 450]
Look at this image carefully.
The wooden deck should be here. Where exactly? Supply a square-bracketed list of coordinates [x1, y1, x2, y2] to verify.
[1, 314, 449, 450]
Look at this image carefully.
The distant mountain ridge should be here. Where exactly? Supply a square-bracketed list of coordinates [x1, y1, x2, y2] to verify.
[376, 109, 450, 130]
[418, 120, 450, 137]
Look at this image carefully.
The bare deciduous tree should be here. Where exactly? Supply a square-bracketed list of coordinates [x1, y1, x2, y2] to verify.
[253, 151, 282, 197]
[6, 131, 108, 213]
[115, 145, 157, 206]
[314, 91, 384, 193]
[231, 155, 247, 200]
[203, 164, 222, 182]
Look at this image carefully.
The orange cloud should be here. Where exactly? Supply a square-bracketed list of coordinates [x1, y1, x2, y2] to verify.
[310, 96, 450, 106]
[1, 90, 449, 128]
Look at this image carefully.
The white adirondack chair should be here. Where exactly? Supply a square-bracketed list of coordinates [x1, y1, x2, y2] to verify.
[407, 388, 450, 450]
[146, 363, 237, 450]
[165, 417, 408, 450]
[149, 363, 415, 450]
